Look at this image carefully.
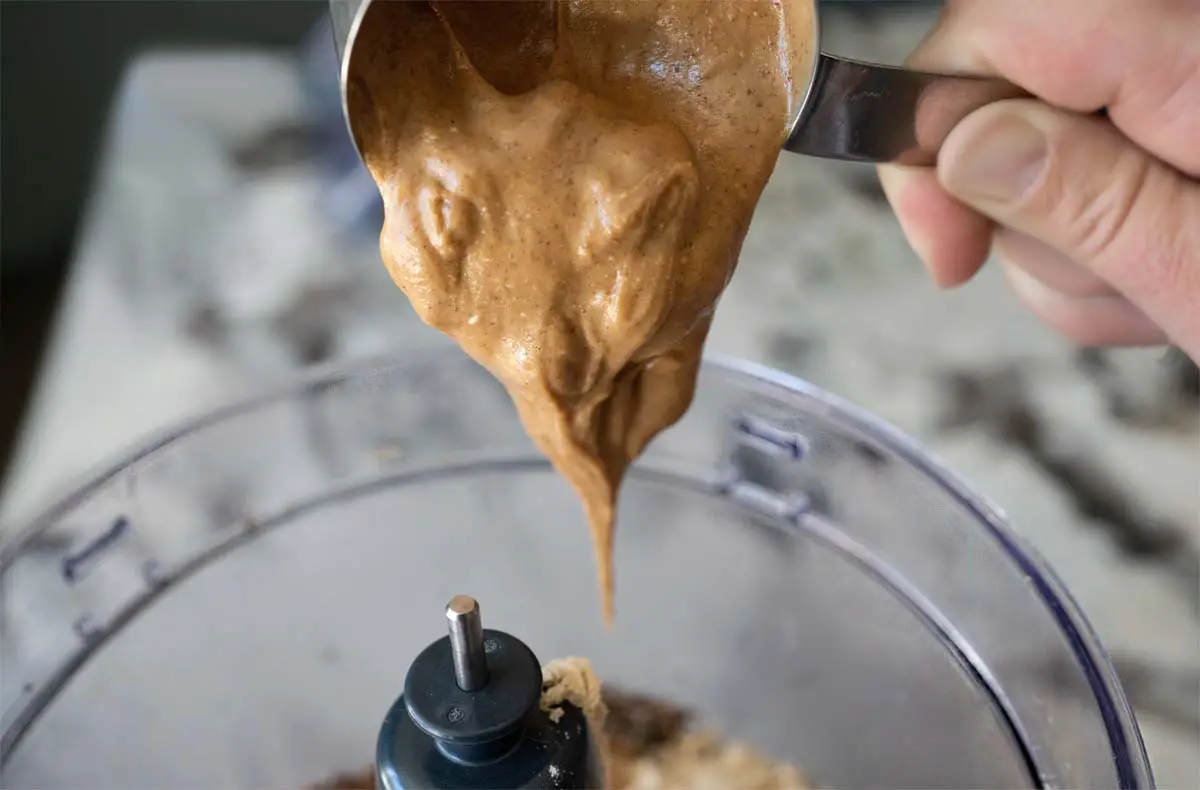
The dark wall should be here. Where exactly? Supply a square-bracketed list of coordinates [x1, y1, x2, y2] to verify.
[1, 0, 325, 274]
[0, 0, 324, 476]
[0, 0, 930, 274]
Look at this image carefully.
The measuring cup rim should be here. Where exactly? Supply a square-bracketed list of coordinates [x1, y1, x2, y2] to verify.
[791, 0, 824, 143]
[331, 0, 823, 163]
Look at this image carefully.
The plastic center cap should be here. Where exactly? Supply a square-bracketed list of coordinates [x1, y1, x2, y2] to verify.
[403, 628, 542, 760]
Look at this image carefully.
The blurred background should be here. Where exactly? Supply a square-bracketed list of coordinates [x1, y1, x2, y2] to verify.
[1, 1, 1196, 785]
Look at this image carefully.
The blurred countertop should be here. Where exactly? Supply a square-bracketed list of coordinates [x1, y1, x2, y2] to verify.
[1, 6, 1197, 785]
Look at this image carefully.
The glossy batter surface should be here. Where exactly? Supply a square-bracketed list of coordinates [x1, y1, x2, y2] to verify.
[347, 0, 811, 620]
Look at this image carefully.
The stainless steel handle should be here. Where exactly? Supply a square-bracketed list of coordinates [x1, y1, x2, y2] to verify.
[785, 53, 1028, 166]
[330, 1, 1025, 168]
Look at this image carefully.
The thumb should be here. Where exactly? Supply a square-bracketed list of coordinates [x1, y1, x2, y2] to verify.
[938, 99, 1200, 357]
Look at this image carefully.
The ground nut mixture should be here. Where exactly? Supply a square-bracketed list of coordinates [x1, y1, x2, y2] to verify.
[313, 658, 811, 790]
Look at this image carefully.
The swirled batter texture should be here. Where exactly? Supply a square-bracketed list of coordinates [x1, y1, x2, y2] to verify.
[346, 0, 810, 620]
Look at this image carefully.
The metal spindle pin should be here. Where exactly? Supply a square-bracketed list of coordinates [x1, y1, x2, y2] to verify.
[446, 595, 489, 692]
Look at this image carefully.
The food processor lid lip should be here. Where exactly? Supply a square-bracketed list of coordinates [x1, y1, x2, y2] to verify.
[0, 348, 1155, 788]
[0, 343, 449, 569]
[715, 355, 1156, 790]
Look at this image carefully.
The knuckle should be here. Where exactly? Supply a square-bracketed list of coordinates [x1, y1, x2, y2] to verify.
[1062, 143, 1153, 263]
[1155, 194, 1199, 301]
[1150, 53, 1200, 176]
[1110, 169, 1198, 308]
[1051, 137, 1197, 310]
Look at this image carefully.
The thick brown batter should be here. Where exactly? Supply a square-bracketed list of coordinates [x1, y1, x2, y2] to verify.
[346, 0, 811, 621]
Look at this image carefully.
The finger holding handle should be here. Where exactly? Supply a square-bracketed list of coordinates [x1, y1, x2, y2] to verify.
[875, 0, 1200, 355]
[939, 100, 1200, 358]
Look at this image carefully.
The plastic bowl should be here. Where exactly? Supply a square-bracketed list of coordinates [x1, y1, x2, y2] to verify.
[0, 351, 1153, 788]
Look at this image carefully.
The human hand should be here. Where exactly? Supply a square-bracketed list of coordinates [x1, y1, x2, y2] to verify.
[878, 0, 1200, 360]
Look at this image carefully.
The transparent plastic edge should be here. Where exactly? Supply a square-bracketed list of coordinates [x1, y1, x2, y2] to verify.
[0, 350, 1154, 788]
[710, 354, 1154, 789]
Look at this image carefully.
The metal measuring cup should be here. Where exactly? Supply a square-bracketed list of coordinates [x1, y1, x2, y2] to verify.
[329, 0, 1024, 167]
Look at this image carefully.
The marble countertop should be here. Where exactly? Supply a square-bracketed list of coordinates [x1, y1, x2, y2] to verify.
[1, 6, 1196, 786]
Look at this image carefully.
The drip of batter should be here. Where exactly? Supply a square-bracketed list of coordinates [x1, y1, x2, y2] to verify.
[346, 1, 809, 621]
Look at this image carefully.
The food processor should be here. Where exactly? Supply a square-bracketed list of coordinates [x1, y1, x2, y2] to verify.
[0, 1, 1157, 785]
[374, 594, 602, 789]
[0, 350, 1154, 788]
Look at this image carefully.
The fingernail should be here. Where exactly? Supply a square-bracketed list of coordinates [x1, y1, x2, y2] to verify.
[941, 111, 1048, 205]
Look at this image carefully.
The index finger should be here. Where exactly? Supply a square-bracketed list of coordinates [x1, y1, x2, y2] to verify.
[925, 0, 1200, 176]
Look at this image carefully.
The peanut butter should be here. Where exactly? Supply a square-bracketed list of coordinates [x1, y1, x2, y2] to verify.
[346, 0, 811, 621]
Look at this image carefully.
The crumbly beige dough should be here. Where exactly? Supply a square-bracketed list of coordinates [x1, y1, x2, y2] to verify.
[541, 657, 613, 787]
[312, 657, 810, 790]
[345, 0, 813, 622]
[541, 657, 607, 728]
[612, 730, 811, 790]
[545, 657, 811, 790]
